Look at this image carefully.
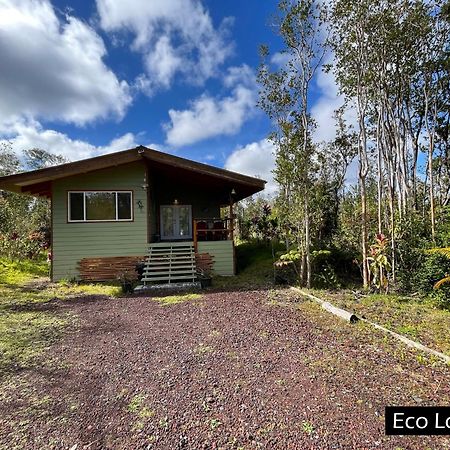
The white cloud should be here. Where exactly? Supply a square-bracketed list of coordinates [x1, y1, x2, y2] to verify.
[165, 65, 257, 147]
[223, 64, 255, 88]
[96, 0, 233, 92]
[165, 87, 255, 147]
[270, 51, 290, 68]
[1, 121, 139, 162]
[311, 63, 356, 143]
[225, 139, 276, 196]
[0, 0, 131, 128]
[144, 36, 183, 89]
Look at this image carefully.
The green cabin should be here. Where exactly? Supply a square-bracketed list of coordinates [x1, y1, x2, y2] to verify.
[0, 146, 265, 282]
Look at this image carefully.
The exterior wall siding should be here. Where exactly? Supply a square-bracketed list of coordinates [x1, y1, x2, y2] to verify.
[52, 162, 148, 280]
[197, 240, 234, 276]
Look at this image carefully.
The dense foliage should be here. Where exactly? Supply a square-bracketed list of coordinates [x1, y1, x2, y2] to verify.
[240, 0, 450, 307]
[0, 143, 66, 260]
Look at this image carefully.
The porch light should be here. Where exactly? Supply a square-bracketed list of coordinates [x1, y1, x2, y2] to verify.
[173, 199, 179, 205]
[231, 188, 236, 196]
[137, 200, 144, 210]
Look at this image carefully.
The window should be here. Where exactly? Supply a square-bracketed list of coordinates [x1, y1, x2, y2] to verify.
[68, 191, 133, 222]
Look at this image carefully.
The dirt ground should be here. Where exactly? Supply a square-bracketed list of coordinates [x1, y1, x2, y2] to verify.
[1, 288, 449, 450]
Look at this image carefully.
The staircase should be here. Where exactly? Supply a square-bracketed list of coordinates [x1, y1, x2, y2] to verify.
[142, 242, 197, 284]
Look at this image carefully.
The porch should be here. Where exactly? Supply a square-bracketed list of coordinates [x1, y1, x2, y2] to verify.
[141, 217, 235, 284]
[78, 218, 235, 283]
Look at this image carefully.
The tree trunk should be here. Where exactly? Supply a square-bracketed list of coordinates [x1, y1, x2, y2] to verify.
[360, 175, 369, 288]
[376, 109, 383, 234]
[304, 196, 311, 288]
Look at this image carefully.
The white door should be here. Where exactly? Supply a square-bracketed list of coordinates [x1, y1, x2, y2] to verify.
[160, 205, 192, 240]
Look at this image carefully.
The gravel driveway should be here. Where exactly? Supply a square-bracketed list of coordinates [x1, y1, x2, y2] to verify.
[1, 289, 449, 449]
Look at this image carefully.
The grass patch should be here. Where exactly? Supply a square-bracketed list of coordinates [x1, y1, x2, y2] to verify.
[0, 257, 48, 285]
[194, 343, 214, 356]
[302, 421, 315, 435]
[150, 293, 202, 306]
[127, 393, 155, 432]
[213, 241, 282, 290]
[0, 310, 68, 373]
[128, 394, 155, 418]
[311, 289, 450, 357]
[0, 257, 119, 374]
[55, 281, 121, 298]
[0, 281, 72, 374]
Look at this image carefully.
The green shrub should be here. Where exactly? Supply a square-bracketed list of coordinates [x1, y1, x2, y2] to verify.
[272, 247, 358, 288]
[311, 250, 339, 288]
[312, 248, 358, 288]
[274, 249, 300, 285]
[429, 288, 450, 310]
[403, 252, 450, 309]
[396, 247, 425, 292]
[413, 253, 450, 294]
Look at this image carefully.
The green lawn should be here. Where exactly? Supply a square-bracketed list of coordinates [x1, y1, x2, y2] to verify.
[0, 257, 120, 374]
[310, 289, 450, 357]
[213, 241, 281, 290]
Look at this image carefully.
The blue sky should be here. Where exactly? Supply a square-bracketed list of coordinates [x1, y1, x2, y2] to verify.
[0, 0, 342, 194]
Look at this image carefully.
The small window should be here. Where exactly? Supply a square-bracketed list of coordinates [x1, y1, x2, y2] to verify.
[68, 191, 133, 222]
[69, 192, 84, 221]
[117, 192, 132, 220]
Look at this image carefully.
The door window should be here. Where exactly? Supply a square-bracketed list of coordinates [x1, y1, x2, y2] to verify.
[160, 205, 192, 239]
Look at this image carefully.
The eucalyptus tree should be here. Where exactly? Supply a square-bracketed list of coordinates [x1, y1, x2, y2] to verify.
[329, 0, 450, 285]
[328, 0, 373, 287]
[258, 0, 327, 287]
[421, 1, 450, 239]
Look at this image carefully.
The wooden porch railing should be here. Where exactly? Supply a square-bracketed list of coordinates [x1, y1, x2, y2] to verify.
[193, 218, 233, 251]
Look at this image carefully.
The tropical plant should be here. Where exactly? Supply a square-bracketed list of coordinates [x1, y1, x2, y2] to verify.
[367, 234, 391, 293]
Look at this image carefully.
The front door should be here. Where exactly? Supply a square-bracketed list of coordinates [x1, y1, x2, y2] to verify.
[160, 205, 192, 240]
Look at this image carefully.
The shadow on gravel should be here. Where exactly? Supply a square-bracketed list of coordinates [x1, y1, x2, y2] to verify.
[0, 300, 60, 313]
[130, 284, 274, 298]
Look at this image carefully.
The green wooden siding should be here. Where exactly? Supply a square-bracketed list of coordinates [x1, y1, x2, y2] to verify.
[197, 241, 234, 276]
[52, 162, 148, 280]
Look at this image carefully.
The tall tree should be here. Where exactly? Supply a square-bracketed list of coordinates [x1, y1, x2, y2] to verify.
[258, 0, 327, 287]
[329, 0, 373, 287]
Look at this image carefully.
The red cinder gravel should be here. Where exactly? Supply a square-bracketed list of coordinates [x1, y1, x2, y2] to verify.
[1, 289, 449, 450]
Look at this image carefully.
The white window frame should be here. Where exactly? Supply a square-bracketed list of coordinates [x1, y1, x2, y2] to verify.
[68, 191, 133, 223]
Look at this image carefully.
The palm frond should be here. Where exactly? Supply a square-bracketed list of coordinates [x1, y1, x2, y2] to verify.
[434, 275, 450, 290]
[427, 247, 450, 259]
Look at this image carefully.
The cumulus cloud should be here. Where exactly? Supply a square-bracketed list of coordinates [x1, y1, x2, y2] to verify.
[1, 121, 139, 162]
[223, 64, 255, 88]
[96, 0, 233, 92]
[0, 0, 131, 128]
[165, 65, 257, 147]
[225, 139, 277, 197]
[310, 64, 356, 144]
[270, 51, 290, 68]
[143, 36, 183, 89]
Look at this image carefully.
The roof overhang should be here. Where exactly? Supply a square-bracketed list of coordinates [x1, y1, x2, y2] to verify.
[0, 146, 266, 201]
